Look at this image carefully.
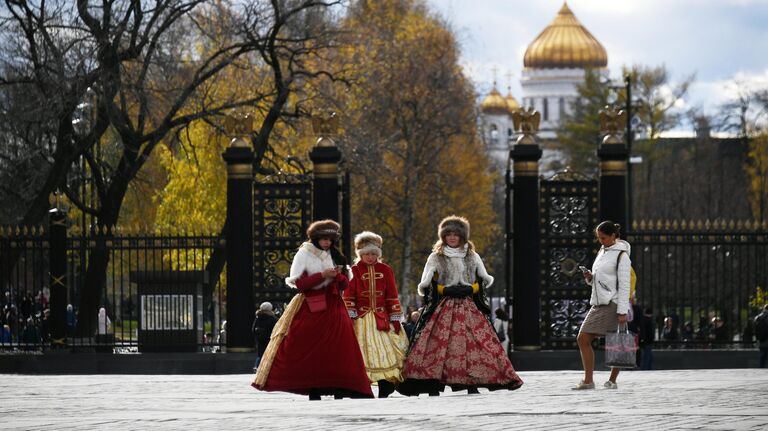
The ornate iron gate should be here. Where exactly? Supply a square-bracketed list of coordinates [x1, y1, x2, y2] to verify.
[253, 170, 312, 306]
[539, 171, 599, 349]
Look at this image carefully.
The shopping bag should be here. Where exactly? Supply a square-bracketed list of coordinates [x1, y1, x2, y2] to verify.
[605, 324, 637, 369]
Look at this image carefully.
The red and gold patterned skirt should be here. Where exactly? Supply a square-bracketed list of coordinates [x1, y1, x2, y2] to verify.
[401, 296, 523, 391]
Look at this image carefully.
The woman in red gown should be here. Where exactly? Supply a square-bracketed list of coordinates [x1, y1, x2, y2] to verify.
[398, 215, 523, 396]
[252, 220, 373, 400]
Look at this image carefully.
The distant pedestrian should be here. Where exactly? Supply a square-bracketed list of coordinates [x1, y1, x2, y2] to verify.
[0, 324, 11, 344]
[66, 304, 76, 339]
[574, 221, 632, 390]
[96, 307, 111, 336]
[638, 307, 655, 370]
[709, 317, 728, 342]
[403, 310, 420, 340]
[252, 302, 277, 371]
[494, 307, 510, 353]
[661, 316, 679, 345]
[754, 305, 768, 368]
[681, 321, 694, 342]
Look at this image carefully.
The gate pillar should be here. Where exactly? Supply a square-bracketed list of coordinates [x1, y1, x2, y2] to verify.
[222, 114, 255, 352]
[309, 113, 342, 222]
[510, 108, 543, 351]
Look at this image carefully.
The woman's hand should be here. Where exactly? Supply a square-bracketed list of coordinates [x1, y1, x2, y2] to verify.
[583, 270, 592, 282]
[322, 268, 337, 278]
[617, 314, 627, 325]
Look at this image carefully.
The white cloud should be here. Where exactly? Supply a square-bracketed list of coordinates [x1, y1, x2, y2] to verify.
[428, 0, 768, 129]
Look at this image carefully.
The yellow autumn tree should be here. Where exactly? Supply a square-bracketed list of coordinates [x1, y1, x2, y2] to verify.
[746, 131, 768, 222]
[335, 0, 499, 305]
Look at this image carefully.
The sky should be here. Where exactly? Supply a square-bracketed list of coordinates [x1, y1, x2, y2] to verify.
[425, 0, 768, 133]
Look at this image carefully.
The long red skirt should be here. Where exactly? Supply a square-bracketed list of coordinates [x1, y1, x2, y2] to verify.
[401, 297, 523, 392]
[253, 290, 373, 398]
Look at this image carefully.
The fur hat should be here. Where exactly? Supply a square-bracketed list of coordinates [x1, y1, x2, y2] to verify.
[354, 231, 383, 258]
[438, 215, 470, 242]
[306, 219, 341, 241]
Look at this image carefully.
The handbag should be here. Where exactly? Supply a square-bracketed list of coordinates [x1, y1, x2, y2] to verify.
[605, 323, 637, 369]
[304, 291, 327, 312]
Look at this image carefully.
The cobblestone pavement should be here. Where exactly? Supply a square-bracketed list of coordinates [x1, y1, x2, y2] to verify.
[2, 369, 766, 430]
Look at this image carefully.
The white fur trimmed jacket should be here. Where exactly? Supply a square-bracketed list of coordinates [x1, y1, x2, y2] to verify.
[588, 239, 632, 314]
[416, 245, 494, 296]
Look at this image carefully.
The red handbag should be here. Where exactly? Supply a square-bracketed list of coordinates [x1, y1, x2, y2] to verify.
[304, 291, 327, 312]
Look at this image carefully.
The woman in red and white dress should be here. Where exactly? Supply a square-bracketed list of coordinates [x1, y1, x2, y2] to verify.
[252, 220, 373, 400]
[398, 215, 523, 396]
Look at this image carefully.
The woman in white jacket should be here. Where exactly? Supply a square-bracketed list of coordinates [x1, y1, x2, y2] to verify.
[573, 221, 632, 390]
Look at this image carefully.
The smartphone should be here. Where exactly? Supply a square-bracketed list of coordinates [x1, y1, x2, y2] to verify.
[578, 265, 589, 273]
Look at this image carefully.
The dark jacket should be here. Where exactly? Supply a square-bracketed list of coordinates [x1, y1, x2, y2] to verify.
[638, 314, 655, 347]
[252, 310, 277, 356]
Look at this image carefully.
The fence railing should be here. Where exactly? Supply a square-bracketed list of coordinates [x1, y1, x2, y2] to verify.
[0, 224, 226, 353]
[627, 219, 767, 348]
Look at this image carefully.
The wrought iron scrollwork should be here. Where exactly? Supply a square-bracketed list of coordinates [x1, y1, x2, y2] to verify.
[264, 199, 303, 238]
[548, 299, 591, 338]
[549, 196, 589, 236]
[548, 248, 592, 290]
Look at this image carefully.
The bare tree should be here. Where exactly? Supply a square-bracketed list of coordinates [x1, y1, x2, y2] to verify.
[0, 0, 344, 335]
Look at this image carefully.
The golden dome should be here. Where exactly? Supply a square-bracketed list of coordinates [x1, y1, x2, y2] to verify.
[524, 2, 607, 69]
[505, 89, 520, 114]
[480, 86, 509, 115]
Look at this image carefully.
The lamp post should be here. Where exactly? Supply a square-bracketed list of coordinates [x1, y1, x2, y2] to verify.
[608, 75, 638, 231]
[624, 75, 634, 231]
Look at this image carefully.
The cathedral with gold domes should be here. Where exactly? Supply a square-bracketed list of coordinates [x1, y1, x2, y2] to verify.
[480, 1, 608, 154]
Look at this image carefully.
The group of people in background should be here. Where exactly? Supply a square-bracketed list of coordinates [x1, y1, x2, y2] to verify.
[251, 216, 523, 399]
[1, 287, 115, 347]
[1, 289, 51, 346]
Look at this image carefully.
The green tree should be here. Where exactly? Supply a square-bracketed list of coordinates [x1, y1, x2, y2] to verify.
[555, 68, 611, 175]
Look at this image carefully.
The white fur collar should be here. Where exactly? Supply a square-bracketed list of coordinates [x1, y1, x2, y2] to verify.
[284, 242, 335, 288]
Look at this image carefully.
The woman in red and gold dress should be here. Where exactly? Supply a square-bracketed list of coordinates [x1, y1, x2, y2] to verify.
[252, 220, 373, 400]
[398, 215, 523, 396]
[344, 232, 409, 398]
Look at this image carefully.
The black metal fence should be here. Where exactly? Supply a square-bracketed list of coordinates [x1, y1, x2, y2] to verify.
[0, 225, 226, 353]
[628, 219, 768, 348]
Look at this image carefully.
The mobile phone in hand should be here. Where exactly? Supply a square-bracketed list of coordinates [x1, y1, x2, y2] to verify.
[578, 265, 588, 273]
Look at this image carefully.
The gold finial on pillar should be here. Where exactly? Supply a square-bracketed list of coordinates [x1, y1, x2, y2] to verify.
[224, 113, 253, 148]
[599, 105, 626, 145]
[311, 112, 339, 147]
[512, 107, 541, 145]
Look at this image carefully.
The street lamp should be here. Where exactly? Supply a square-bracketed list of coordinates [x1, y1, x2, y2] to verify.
[608, 76, 642, 230]
[71, 86, 98, 233]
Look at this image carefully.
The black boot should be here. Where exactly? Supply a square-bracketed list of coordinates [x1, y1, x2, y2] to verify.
[309, 389, 321, 401]
[378, 380, 395, 398]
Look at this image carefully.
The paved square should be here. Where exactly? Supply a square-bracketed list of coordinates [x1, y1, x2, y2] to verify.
[2, 369, 767, 430]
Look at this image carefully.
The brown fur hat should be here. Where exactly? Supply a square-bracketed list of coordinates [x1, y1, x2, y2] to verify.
[354, 231, 383, 258]
[306, 219, 341, 241]
[438, 215, 470, 242]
